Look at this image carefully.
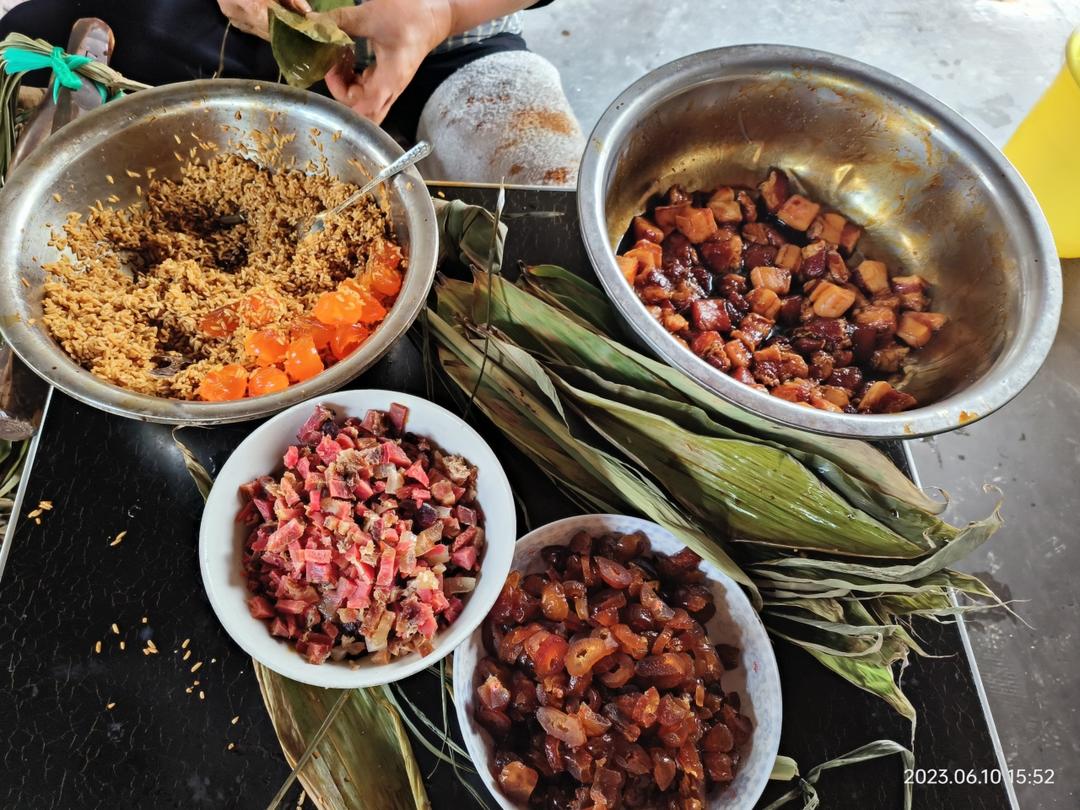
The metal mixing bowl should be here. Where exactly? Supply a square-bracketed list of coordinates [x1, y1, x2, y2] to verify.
[0, 79, 437, 424]
[578, 46, 1062, 438]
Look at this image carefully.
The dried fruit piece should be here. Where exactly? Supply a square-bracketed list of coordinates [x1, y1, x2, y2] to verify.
[536, 706, 586, 747]
[497, 761, 538, 803]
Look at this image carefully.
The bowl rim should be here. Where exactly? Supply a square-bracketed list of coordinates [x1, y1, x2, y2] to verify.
[198, 388, 516, 689]
[0, 79, 438, 425]
[452, 513, 783, 810]
[577, 44, 1063, 439]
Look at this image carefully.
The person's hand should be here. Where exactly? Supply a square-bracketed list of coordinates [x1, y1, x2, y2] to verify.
[217, 0, 312, 40]
[323, 0, 453, 124]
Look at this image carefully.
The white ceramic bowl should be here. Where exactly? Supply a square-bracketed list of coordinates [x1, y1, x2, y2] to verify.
[200, 389, 516, 688]
[454, 514, 782, 810]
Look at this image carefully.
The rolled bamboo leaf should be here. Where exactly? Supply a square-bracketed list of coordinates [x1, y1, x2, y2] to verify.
[770, 755, 800, 782]
[434, 198, 508, 271]
[268, 0, 354, 89]
[255, 663, 430, 810]
[171, 427, 213, 501]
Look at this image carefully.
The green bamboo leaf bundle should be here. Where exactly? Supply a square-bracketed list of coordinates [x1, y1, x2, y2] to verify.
[268, 0, 355, 89]
[428, 267, 1004, 718]
[255, 663, 430, 810]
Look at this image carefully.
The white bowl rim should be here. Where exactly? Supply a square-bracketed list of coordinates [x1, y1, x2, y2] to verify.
[453, 513, 783, 810]
[199, 388, 516, 689]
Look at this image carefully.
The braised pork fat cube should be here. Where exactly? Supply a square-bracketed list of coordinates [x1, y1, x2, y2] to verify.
[810, 281, 856, 318]
[775, 243, 802, 272]
[852, 260, 889, 295]
[807, 212, 847, 246]
[897, 311, 947, 347]
[776, 194, 821, 231]
[750, 266, 792, 294]
[708, 188, 743, 224]
[674, 207, 718, 244]
[892, 274, 930, 311]
[653, 202, 690, 234]
[632, 216, 664, 243]
[616, 254, 638, 284]
[858, 381, 917, 413]
[758, 168, 791, 212]
[747, 287, 782, 320]
[690, 299, 731, 332]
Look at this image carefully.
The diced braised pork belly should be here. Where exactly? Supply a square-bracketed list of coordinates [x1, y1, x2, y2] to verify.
[616, 169, 945, 413]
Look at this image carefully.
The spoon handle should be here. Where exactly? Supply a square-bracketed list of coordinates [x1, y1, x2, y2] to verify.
[323, 140, 432, 220]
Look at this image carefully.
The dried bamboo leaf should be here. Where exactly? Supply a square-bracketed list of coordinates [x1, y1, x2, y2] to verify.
[753, 503, 1001, 582]
[255, 663, 430, 810]
[782, 630, 916, 723]
[520, 264, 624, 335]
[770, 755, 800, 782]
[171, 427, 213, 501]
[551, 376, 925, 557]
[762, 597, 846, 623]
[268, 0, 354, 88]
[763, 739, 913, 810]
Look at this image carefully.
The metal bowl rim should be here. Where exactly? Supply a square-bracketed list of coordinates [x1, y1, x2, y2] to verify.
[0, 79, 437, 425]
[577, 44, 1063, 439]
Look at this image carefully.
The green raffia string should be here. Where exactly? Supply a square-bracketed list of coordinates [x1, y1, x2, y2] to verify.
[0, 32, 150, 184]
[1, 45, 106, 103]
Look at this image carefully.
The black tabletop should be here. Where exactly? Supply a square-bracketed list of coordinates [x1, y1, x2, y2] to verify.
[0, 185, 1011, 810]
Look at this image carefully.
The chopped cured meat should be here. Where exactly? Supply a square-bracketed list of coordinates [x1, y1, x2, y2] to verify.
[239, 404, 484, 664]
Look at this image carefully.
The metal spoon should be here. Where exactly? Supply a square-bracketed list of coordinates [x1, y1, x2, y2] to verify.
[298, 140, 431, 238]
[217, 140, 432, 234]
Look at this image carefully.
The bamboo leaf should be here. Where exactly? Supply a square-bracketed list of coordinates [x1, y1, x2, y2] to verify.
[520, 264, 624, 335]
[547, 362, 947, 548]
[255, 663, 430, 810]
[268, 0, 354, 89]
[770, 755, 800, 782]
[551, 375, 926, 557]
[763, 739, 913, 810]
[171, 426, 213, 502]
[754, 503, 1002, 582]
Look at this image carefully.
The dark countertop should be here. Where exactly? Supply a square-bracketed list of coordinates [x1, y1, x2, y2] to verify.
[0, 185, 1013, 809]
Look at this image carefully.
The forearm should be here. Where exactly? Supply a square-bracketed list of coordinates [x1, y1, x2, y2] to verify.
[447, 0, 535, 36]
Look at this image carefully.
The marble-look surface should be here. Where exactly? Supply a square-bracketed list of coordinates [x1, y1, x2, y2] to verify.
[522, 4, 1080, 807]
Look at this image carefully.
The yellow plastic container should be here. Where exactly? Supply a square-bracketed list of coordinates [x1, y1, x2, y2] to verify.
[1004, 29, 1080, 258]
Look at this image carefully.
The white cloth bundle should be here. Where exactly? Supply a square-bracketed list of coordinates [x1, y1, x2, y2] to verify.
[418, 50, 585, 187]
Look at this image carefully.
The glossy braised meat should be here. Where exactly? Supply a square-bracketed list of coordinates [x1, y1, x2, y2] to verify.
[616, 169, 948, 414]
[475, 531, 751, 809]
